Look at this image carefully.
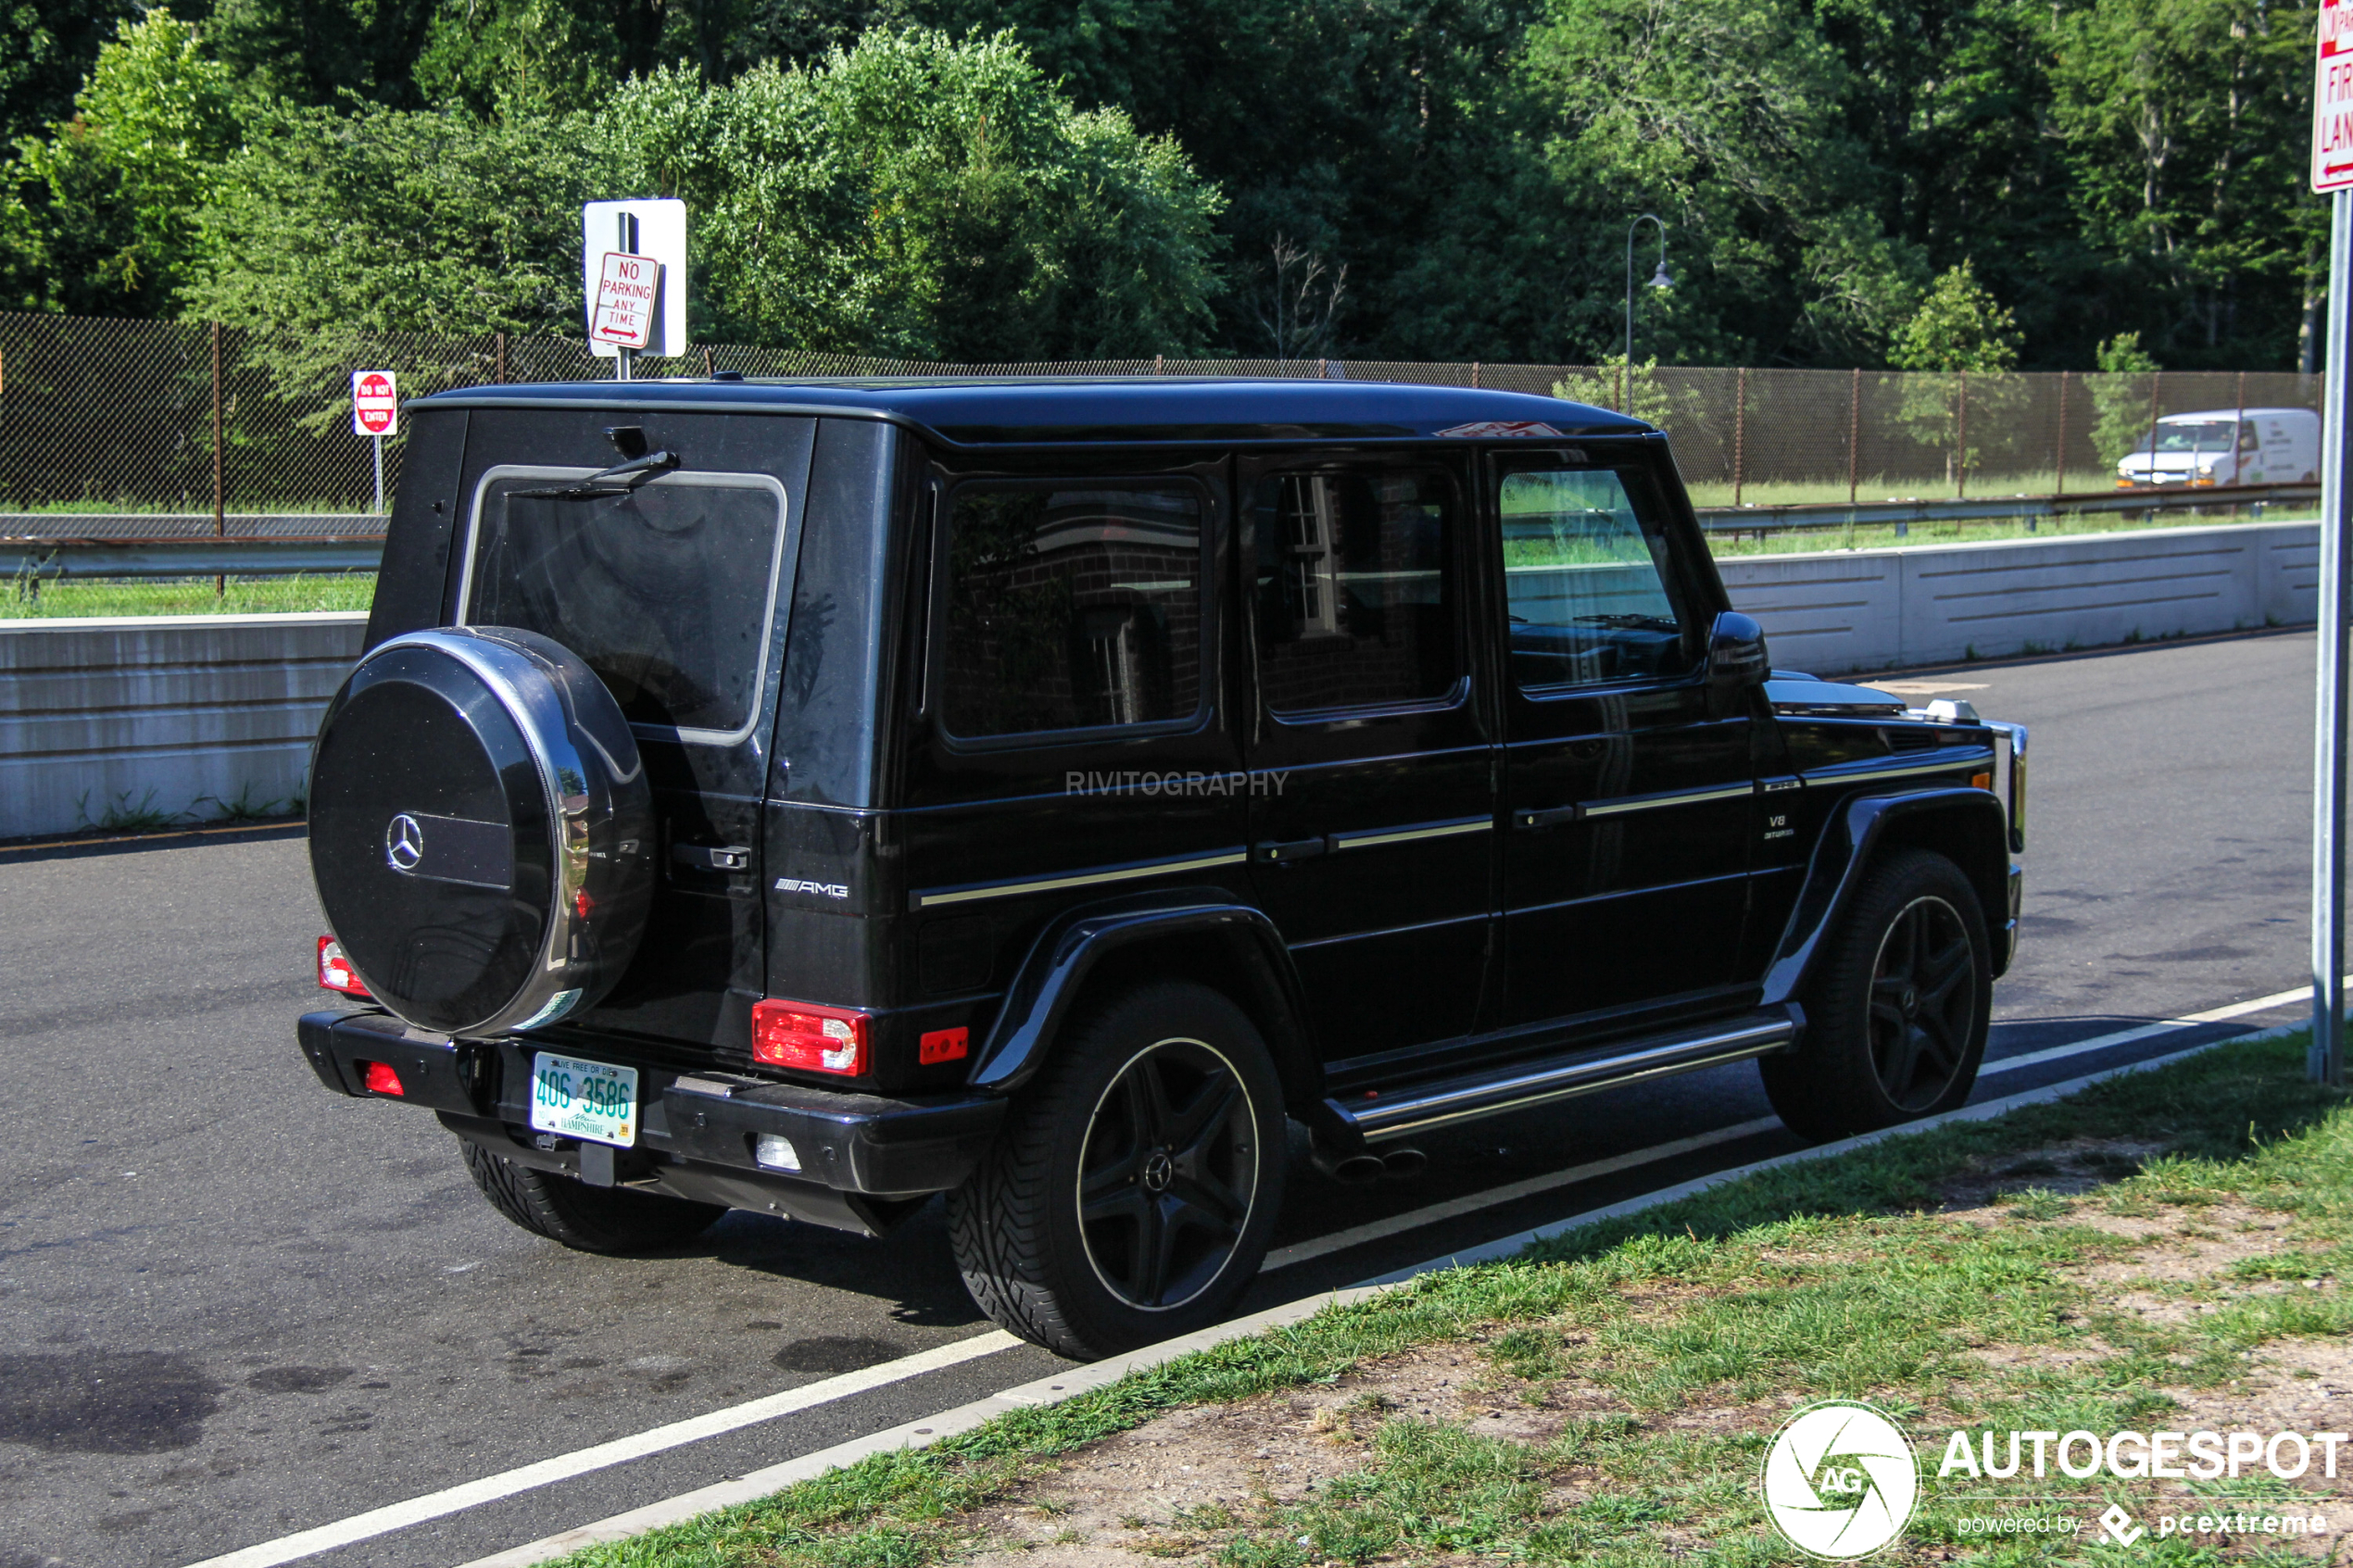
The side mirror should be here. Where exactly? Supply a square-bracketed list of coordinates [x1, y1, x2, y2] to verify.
[1706, 610, 1769, 709]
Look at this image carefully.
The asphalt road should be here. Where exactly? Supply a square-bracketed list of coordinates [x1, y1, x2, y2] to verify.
[0, 629, 2321, 1568]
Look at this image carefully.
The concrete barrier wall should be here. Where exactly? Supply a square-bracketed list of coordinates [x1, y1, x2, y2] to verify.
[0, 521, 2323, 843]
[1720, 521, 2318, 674]
[0, 612, 367, 842]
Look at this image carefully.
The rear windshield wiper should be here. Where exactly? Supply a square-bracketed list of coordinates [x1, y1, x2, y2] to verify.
[511, 449, 680, 500]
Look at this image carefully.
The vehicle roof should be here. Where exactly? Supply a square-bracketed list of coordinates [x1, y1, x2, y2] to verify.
[414, 375, 1654, 445]
[2158, 407, 2317, 420]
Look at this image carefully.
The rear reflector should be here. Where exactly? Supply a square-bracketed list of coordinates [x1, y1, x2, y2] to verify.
[317, 935, 371, 997]
[361, 1060, 404, 1096]
[919, 1026, 969, 1065]
[751, 998, 869, 1075]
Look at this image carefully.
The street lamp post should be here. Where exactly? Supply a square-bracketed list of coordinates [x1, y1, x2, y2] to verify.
[1624, 214, 1672, 412]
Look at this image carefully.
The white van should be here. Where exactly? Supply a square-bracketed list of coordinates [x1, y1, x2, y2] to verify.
[2116, 407, 2318, 488]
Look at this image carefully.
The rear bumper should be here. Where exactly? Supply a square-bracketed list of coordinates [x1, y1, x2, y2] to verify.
[297, 1010, 1005, 1233]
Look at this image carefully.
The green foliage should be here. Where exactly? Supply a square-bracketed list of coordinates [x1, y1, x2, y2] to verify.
[2090, 330, 2165, 466]
[5, 10, 243, 314]
[601, 29, 1223, 358]
[1890, 260, 2020, 372]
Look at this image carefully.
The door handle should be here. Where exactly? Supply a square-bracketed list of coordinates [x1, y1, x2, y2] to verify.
[1253, 836, 1329, 864]
[1513, 806, 1581, 831]
[673, 843, 752, 872]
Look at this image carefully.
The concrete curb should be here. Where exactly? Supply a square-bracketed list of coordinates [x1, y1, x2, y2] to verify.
[453, 1017, 2307, 1568]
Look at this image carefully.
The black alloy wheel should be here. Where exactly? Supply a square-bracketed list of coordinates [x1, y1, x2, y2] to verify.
[1867, 894, 1976, 1112]
[949, 981, 1287, 1360]
[1760, 847, 1992, 1142]
[1077, 1038, 1260, 1311]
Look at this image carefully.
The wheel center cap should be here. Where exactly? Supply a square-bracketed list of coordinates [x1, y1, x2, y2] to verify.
[1901, 985, 1919, 1015]
[1140, 1150, 1175, 1193]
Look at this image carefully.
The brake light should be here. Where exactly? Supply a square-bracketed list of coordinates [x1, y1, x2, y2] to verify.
[751, 999, 869, 1074]
[317, 935, 370, 997]
[361, 1060, 404, 1096]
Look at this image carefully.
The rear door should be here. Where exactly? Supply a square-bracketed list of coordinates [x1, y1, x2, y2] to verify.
[1239, 451, 1496, 1062]
[1492, 450, 1755, 1029]
[447, 409, 815, 1057]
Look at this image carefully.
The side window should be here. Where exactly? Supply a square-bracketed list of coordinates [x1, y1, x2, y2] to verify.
[1501, 467, 1698, 691]
[1251, 469, 1460, 714]
[938, 481, 1204, 739]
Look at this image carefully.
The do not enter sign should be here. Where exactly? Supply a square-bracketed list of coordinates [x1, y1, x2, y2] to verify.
[352, 370, 397, 436]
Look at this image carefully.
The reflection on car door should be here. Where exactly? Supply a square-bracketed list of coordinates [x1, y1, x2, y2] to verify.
[1239, 456, 1496, 1062]
[1494, 456, 1755, 1030]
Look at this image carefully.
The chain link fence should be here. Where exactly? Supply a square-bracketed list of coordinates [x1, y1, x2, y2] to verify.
[0, 312, 2322, 531]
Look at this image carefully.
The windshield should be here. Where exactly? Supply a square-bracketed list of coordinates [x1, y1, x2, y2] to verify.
[2143, 420, 2236, 454]
[462, 469, 788, 741]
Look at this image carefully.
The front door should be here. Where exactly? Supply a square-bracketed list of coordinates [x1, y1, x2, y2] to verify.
[1239, 453, 1496, 1062]
[1493, 454, 1755, 1029]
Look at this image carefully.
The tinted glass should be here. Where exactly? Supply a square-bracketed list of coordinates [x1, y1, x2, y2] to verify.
[1501, 469, 1695, 690]
[940, 483, 1203, 738]
[1252, 470, 1459, 714]
[468, 474, 783, 736]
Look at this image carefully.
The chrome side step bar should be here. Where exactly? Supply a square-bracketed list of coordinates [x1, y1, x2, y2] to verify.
[1321, 1012, 1798, 1145]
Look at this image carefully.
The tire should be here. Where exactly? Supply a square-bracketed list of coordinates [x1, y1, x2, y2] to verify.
[460, 1139, 724, 1254]
[947, 981, 1287, 1360]
[1760, 847, 1991, 1142]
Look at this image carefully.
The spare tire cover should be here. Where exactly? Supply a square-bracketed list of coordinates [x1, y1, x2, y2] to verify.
[308, 626, 654, 1036]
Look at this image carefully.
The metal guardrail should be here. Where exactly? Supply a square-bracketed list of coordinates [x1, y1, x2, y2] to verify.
[0, 513, 386, 540]
[1694, 482, 2318, 533]
[4, 536, 385, 581]
[0, 482, 2323, 583]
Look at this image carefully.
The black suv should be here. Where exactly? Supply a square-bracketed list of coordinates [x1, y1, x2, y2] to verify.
[296, 377, 2024, 1358]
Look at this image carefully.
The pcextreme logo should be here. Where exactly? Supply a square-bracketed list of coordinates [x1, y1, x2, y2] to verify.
[1762, 1400, 1920, 1559]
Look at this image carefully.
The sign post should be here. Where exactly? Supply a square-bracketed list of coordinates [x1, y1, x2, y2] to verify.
[583, 199, 687, 380]
[2311, 0, 2353, 1085]
[351, 370, 397, 515]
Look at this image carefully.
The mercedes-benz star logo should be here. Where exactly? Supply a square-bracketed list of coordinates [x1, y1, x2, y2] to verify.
[385, 813, 424, 872]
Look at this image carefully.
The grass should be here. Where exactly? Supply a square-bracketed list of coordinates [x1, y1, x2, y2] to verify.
[1685, 470, 2130, 509]
[529, 1031, 2350, 1568]
[0, 571, 375, 619]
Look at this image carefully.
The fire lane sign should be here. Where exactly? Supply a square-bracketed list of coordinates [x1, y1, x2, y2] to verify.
[2318, 0, 2353, 191]
[352, 370, 397, 436]
[590, 252, 662, 351]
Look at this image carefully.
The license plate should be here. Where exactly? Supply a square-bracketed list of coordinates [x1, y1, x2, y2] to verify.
[529, 1053, 638, 1148]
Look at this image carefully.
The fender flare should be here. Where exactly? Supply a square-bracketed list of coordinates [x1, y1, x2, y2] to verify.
[967, 889, 1318, 1103]
[1761, 786, 2011, 1007]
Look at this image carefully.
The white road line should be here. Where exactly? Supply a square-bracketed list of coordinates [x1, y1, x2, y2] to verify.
[180, 984, 2334, 1568]
[1263, 982, 2322, 1273]
[465, 1010, 2311, 1568]
[178, 1330, 1024, 1568]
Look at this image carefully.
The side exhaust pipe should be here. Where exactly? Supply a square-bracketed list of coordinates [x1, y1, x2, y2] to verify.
[1378, 1147, 1427, 1181]
[1310, 1146, 1386, 1185]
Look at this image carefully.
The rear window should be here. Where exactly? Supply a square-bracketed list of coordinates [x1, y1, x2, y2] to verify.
[461, 469, 788, 741]
[937, 481, 1206, 740]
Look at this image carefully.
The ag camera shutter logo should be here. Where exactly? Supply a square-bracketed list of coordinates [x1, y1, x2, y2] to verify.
[1762, 1400, 1919, 1558]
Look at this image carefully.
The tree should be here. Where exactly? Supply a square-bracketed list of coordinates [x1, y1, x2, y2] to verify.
[2089, 330, 2162, 466]
[1891, 261, 2022, 484]
[6, 9, 243, 315]
[601, 29, 1224, 359]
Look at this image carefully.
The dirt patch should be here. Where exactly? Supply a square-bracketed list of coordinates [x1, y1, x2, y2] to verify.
[1934, 1137, 2168, 1211]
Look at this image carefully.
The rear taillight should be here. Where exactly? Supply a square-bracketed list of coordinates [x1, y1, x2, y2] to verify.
[751, 999, 869, 1074]
[317, 935, 370, 997]
[361, 1060, 404, 1096]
